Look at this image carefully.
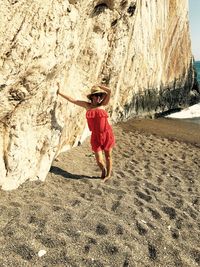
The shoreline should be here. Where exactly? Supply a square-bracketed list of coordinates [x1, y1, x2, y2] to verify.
[119, 117, 200, 147]
[180, 117, 200, 125]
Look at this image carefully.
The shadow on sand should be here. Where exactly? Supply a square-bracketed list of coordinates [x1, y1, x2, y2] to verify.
[50, 166, 99, 180]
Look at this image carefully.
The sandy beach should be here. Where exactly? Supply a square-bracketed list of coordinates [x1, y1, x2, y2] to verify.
[0, 118, 200, 267]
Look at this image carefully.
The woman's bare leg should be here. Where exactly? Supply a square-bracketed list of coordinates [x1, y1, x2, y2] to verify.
[103, 149, 112, 182]
[94, 151, 106, 178]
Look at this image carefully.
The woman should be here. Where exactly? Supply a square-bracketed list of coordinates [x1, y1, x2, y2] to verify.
[57, 83, 115, 182]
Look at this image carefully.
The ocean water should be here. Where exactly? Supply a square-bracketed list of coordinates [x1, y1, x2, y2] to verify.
[195, 61, 200, 82]
[166, 61, 200, 124]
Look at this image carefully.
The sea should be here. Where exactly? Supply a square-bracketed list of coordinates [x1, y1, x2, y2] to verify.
[166, 61, 200, 124]
[195, 61, 200, 83]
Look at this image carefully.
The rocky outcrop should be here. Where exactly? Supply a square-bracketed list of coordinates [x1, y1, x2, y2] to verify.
[0, 0, 199, 190]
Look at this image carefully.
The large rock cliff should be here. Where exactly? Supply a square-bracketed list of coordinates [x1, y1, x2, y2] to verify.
[0, 0, 199, 190]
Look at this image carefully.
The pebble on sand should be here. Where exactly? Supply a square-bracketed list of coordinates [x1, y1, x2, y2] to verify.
[38, 250, 47, 257]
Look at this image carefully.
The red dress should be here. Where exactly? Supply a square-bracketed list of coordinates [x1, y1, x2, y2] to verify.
[86, 108, 115, 152]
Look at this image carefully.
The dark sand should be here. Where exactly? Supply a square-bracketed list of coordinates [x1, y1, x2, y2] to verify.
[0, 118, 200, 267]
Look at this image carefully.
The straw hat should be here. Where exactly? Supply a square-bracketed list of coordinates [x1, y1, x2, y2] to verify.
[87, 86, 107, 100]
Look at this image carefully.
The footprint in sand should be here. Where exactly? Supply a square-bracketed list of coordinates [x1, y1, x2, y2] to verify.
[157, 177, 163, 185]
[70, 199, 82, 207]
[36, 235, 66, 248]
[115, 224, 124, 235]
[103, 242, 119, 255]
[190, 249, 200, 265]
[147, 207, 161, 220]
[170, 228, 179, 239]
[111, 200, 120, 212]
[112, 179, 121, 187]
[161, 206, 177, 219]
[3, 222, 15, 238]
[175, 198, 184, 209]
[145, 182, 161, 192]
[136, 191, 152, 202]
[28, 215, 46, 228]
[96, 223, 109, 235]
[10, 201, 21, 208]
[52, 205, 63, 212]
[134, 197, 144, 207]
[175, 218, 184, 229]
[61, 211, 73, 222]
[136, 221, 148, 236]
[11, 243, 35, 261]
[116, 171, 126, 178]
[148, 243, 157, 260]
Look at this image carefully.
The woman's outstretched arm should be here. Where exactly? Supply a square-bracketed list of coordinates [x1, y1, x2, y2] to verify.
[98, 84, 111, 105]
[57, 86, 89, 109]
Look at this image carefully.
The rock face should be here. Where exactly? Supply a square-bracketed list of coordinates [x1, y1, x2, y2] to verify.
[0, 0, 199, 190]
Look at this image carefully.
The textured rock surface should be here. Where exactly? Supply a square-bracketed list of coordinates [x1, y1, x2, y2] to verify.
[0, 0, 199, 190]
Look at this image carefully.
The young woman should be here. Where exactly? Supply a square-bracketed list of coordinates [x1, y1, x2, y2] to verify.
[57, 84, 115, 182]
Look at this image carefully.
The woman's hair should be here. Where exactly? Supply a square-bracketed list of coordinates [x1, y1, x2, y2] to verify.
[90, 93, 104, 105]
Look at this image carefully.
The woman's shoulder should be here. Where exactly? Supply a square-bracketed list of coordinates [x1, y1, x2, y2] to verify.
[87, 103, 105, 110]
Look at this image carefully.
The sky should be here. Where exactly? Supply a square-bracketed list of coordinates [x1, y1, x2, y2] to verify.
[189, 0, 200, 60]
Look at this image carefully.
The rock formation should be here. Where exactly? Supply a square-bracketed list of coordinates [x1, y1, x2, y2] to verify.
[0, 0, 199, 190]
